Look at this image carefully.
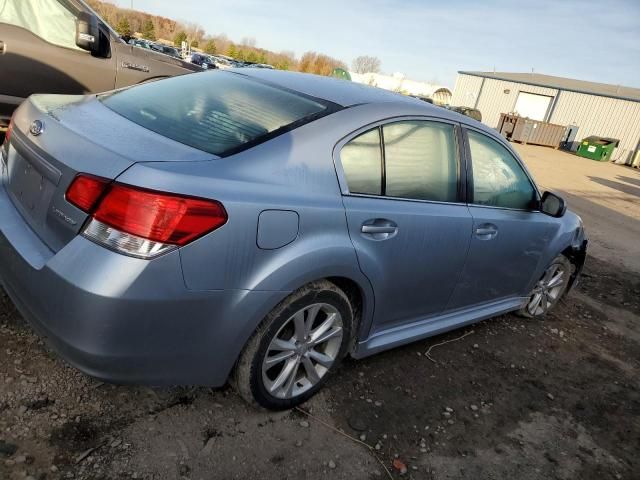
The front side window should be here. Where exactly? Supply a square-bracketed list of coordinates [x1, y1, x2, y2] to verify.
[0, 0, 81, 50]
[101, 71, 333, 156]
[468, 130, 536, 209]
[383, 121, 458, 202]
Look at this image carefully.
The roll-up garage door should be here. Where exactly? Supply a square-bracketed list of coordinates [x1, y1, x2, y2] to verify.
[514, 92, 553, 121]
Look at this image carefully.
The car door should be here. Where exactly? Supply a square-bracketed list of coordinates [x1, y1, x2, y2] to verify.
[337, 118, 473, 334]
[446, 127, 562, 309]
[0, 0, 116, 122]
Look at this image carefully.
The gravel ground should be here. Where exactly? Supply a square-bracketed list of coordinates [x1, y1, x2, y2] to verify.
[1, 147, 639, 479]
[0, 254, 638, 480]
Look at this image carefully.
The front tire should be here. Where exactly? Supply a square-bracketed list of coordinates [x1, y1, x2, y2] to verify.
[235, 280, 354, 410]
[519, 255, 572, 318]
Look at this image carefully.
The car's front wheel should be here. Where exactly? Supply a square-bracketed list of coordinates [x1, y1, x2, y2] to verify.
[235, 280, 353, 410]
[520, 255, 572, 318]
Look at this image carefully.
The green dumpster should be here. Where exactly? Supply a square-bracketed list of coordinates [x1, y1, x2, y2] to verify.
[576, 136, 619, 161]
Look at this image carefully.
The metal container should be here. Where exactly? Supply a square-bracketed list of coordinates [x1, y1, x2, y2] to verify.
[576, 136, 619, 161]
[497, 114, 565, 148]
[511, 118, 566, 148]
[633, 148, 640, 168]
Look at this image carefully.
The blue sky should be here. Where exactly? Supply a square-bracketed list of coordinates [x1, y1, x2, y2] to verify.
[114, 0, 640, 88]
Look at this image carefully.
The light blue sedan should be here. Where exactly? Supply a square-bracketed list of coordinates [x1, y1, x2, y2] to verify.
[0, 70, 587, 409]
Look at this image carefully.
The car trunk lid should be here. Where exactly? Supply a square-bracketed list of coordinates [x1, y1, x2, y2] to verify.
[3, 94, 214, 253]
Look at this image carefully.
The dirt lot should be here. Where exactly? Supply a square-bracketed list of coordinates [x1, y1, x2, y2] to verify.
[1, 146, 639, 480]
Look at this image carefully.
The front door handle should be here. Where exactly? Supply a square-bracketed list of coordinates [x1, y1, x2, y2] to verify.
[475, 223, 498, 240]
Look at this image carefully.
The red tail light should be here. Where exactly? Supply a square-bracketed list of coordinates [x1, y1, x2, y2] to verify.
[66, 174, 110, 212]
[5, 119, 12, 144]
[66, 175, 227, 258]
[2, 113, 14, 152]
[93, 184, 227, 246]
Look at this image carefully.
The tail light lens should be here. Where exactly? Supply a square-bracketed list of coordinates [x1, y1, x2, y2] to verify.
[2, 113, 14, 159]
[66, 174, 110, 211]
[67, 175, 227, 259]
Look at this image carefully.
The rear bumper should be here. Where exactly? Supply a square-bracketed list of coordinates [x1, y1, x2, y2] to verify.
[0, 184, 285, 386]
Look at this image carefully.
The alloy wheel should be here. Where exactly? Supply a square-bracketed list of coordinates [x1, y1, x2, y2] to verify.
[261, 303, 343, 399]
[526, 262, 568, 316]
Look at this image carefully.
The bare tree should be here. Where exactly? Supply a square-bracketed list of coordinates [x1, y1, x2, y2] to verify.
[240, 36, 257, 47]
[352, 55, 381, 74]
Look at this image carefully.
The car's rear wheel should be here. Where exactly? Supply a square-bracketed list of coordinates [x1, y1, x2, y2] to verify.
[519, 255, 571, 318]
[235, 280, 353, 410]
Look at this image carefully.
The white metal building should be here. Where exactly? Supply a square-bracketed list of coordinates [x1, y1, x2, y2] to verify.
[451, 71, 640, 164]
[350, 72, 453, 105]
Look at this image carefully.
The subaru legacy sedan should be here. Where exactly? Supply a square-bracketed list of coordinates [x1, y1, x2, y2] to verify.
[0, 70, 587, 409]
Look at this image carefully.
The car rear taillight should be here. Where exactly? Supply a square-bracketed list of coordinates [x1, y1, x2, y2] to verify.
[66, 174, 110, 211]
[4, 118, 13, 144]
[66, 176, 227, 259]
[2, 113, 14, 159]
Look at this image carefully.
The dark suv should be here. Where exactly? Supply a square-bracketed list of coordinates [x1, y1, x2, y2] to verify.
[189, 52, 218, 69]
[0, 0, 200, 130]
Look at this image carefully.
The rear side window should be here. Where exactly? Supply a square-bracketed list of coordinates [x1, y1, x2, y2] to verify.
[383, 121, 458, 202]
[340, 120, 459, 202]
[340, 129, 382, 195]
[100, 72, 334, 156]
[468, 130, 536, 209]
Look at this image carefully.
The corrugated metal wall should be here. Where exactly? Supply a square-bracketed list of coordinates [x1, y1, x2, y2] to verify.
[450, 75, 483, 107]
[549, 91, 640, 163]
[452, 74, 640, 163]
[475, 80, 558, 129]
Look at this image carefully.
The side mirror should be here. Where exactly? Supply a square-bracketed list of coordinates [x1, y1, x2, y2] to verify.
[75, 11, 100, 53]
[540, 191, 566, 217]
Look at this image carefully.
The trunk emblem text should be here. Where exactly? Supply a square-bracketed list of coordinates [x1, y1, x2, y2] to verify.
[52, 206, 77, 226]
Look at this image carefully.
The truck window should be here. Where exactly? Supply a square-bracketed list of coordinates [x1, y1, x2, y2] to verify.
[0, 0, 81, 51]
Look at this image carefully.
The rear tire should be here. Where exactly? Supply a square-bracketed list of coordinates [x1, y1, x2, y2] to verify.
[519, 255, 571, 318]
[234, 280, 354, 410]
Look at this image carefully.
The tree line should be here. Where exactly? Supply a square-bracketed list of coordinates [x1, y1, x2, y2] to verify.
[86, 0, 366, 75]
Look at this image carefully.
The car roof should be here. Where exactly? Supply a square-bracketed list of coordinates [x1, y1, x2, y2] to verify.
[215, 70, 501, 140]
[231, 68, 429, 108]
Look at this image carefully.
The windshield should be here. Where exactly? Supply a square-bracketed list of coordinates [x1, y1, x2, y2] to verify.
[100, 71, 334, 156]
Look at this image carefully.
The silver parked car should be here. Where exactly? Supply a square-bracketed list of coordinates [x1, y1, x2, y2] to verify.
[0, 70, 587, 409]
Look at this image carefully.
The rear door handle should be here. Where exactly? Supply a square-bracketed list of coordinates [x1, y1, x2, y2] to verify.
[361, 219, 398, 240]
[475, 224, 498, 240]
[361, 225, 397, 234]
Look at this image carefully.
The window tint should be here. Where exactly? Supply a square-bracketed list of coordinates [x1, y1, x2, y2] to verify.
[383, 121, 458, 202]
[101, 71, 331, 156]
[0, 0, 81, 50]
[468, 130, 536, 209]
[340, 129, 382, 195]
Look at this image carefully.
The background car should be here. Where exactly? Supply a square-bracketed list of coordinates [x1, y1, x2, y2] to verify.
[149, 43, 182, 59]
[0, 70, 586, 410]
[188, 52, 218, 69]
[129, 38, 152, 50]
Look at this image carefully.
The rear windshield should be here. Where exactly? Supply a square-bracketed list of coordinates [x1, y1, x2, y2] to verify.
[100, 71, 333, 156]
